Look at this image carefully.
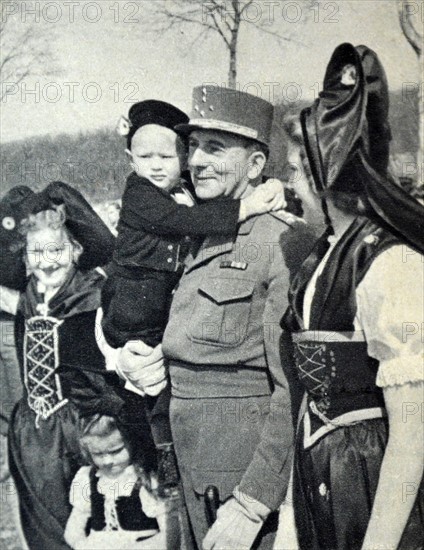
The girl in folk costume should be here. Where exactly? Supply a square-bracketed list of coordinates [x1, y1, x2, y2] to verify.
[275, 44, 424, 550]
[65, 414, 174, 550]
[8, 182, 152, 549]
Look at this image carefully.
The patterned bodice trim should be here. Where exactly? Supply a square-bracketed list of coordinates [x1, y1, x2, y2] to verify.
[292, 330, 386, 448]
[24, 315, 68, 427]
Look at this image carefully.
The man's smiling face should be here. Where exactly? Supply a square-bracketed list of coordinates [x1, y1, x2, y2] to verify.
[188, 129, 254, 200]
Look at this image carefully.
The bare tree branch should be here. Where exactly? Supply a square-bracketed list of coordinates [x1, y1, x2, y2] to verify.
[209, 0, 234, 32]
[243, 19, 303, 45]
[0, 0, 58, 99]
[209, 10, 231, 47]
[239, 0, 256, 16]
[143, 0, 310, 87]
[397, 0, 422, 56]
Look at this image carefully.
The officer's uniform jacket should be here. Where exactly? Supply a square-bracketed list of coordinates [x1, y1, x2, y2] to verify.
[163, 211, 312, 510]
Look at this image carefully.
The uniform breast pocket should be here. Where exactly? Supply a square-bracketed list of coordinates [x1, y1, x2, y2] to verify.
[188, 276, 256, 347]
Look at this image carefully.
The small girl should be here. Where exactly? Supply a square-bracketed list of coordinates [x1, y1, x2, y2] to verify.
[65, 414, 172, 550]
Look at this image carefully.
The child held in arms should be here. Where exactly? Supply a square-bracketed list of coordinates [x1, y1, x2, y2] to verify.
[102, 99, 285, 354]
[101, 101, 285, 490]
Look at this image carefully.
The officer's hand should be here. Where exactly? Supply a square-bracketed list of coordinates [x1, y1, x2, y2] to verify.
[202, 497, 264, 550]
[117, 341, 166, 394]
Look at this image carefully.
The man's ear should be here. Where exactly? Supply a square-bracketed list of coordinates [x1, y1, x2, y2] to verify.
[246, 151, 267, 181]
[125, 148, 136, 172]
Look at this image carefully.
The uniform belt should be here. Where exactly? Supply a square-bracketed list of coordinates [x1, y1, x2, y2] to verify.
[169, 361, 272, 399]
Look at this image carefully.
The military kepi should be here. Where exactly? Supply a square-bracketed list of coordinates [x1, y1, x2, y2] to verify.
[176, 85, 274, 146]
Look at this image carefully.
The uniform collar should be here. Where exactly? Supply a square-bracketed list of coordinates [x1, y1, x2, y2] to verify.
[238, 215, 259, 235]
[185, 234, 233, 273]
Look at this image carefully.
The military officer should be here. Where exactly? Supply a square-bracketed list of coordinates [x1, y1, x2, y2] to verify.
[117, 86, 312, 549]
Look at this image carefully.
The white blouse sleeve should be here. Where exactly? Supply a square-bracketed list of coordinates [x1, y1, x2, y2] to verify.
[95, 308, 146, 396]
[94, 308, 121, 372]
[139, 487, 167, 535]
[355, 245, 424, 388]
[69, 466, 92, 515]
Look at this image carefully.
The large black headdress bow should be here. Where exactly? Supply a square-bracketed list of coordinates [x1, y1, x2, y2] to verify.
[27, 181, 115, 270]
[301, 43, 424, 254]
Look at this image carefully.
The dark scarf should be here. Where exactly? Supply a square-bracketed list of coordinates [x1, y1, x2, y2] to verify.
[283, 217, 399, 332]
[19, 266, 103, 320]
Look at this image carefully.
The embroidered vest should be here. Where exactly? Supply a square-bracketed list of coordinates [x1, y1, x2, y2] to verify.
[89, 467, 159, 532]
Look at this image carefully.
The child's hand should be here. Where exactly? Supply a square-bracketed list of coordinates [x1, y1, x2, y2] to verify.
[263, 178, 287, 211]
[241, 179, 287, 220]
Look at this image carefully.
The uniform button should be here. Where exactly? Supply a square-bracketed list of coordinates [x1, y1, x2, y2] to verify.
[168, 245, 173, 251]
[167, 258, 173, 263]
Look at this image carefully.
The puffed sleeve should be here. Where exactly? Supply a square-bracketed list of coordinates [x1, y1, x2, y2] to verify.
[139, 486, 167, 534]
[69, 466, 92, 515]
[355, 245, 424, 387]
[139, 486, 160, 518]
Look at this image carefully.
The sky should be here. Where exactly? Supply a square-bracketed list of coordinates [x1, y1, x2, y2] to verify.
[0, 0, 421, 143]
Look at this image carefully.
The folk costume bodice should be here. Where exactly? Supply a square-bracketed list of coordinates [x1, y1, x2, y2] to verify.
[283, 217, 400, 447]
[69, 465, 164, 540]
[17, 268, 113, 426]
[89, 466, 159, 533]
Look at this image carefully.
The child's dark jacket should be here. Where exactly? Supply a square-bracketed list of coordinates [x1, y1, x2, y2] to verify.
[114, 172, 240, 273]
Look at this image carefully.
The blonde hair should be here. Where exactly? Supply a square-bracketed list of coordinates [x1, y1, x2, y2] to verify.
[283, 113, 304, 148]
[79, 414, 153, 491]
[283, 114, 315, 186]
[20, 205, 83, 259]
[20, 204, 66, 234]
[79, 414, 124, 461]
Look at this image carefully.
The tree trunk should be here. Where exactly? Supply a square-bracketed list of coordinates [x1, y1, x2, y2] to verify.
[228, 0, 241, 89]
[228, 39, 237, 88]
[397, 0, 423, 187]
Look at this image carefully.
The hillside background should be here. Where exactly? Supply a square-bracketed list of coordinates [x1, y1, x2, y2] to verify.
[1, 90, 419, 202]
